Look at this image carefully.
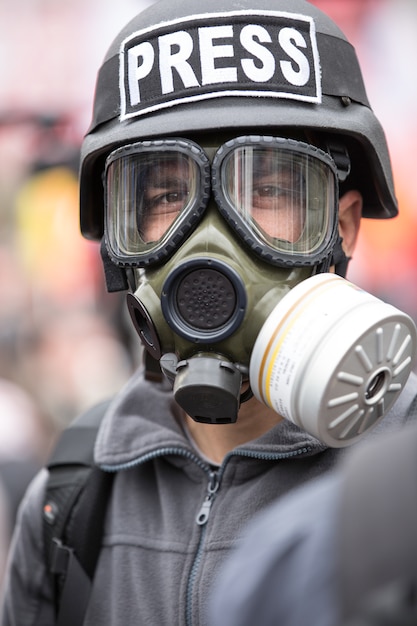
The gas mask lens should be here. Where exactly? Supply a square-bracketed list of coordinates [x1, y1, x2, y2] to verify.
[104, 136, 338, 267]
[215, 139, 336, 258]
[105, 139, 211, 265]
[223, 148, 309, 246]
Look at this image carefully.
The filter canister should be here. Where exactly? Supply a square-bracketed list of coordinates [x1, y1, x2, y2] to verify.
[249, 273, 417, 447]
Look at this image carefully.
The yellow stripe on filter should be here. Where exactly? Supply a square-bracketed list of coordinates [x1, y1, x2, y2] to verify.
[260, 275, 344, 408]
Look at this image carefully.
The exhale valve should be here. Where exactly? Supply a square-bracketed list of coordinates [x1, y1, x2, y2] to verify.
[160, 353, 250, 424]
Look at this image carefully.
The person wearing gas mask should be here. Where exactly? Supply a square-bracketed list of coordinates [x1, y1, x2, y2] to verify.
[1, 0, 417, 625]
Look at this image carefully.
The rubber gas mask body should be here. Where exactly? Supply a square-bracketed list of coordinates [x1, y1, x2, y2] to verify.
[104, 135, 417, 447]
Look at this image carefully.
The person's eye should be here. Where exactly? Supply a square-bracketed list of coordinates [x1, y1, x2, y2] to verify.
[161, 191, 189, 205]
[254, 185, 284, 199]
[147, 189, 189, 211]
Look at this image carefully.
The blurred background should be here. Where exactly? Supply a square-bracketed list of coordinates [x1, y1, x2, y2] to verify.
[0, 0, 416, 585]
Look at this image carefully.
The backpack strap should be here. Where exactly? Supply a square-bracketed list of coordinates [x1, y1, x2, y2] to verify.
[43, 399, 114, 626]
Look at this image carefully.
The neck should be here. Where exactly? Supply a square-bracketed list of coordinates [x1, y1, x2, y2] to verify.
[184, 395, 283, 465]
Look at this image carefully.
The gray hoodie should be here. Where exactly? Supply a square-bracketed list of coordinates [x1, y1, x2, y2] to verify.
[2, 368, 416, 626]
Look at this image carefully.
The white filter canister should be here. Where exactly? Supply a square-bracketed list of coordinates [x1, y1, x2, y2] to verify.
[249, 273, 417, 447]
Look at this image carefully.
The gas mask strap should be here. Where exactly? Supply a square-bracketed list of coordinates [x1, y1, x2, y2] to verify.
[331, 235, 351, 277]
[100, 238, 129, 292]
[144, 351, 164, 383]
[314, 235, 349, 276]
[240, 386, 253, 403]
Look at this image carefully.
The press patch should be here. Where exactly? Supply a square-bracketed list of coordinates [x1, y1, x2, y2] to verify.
[119, 11, 322, 120]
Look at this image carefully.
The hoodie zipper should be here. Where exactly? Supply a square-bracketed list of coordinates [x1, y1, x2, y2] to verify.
[185, 469, 220, 626]
[183, 445, 312, 626]
[196, 470, 220, 525]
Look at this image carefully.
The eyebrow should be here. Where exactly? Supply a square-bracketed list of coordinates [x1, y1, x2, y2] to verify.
[148, 177, 189, 189]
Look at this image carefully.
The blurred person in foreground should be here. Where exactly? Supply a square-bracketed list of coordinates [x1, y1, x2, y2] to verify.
[2, 0, 417, 624]
[209, 417, 417, 626]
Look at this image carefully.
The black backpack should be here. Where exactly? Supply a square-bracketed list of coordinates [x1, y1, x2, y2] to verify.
[42, 399, 114, 626]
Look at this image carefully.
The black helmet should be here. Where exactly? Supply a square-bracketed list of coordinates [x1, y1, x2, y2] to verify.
[80, 0, 398, 241]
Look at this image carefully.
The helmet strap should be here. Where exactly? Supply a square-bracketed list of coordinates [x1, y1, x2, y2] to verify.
[326, 140, 351, 182]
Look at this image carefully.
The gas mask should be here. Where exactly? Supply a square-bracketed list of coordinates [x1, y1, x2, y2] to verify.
[104, 135, 417, 447]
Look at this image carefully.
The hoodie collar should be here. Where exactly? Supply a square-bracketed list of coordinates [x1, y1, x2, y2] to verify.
[95, 368, 328, 471]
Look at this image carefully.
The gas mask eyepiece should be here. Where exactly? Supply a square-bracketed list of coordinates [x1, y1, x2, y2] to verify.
[104, 135, 339, 270]
[105, 138, 211, 267]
